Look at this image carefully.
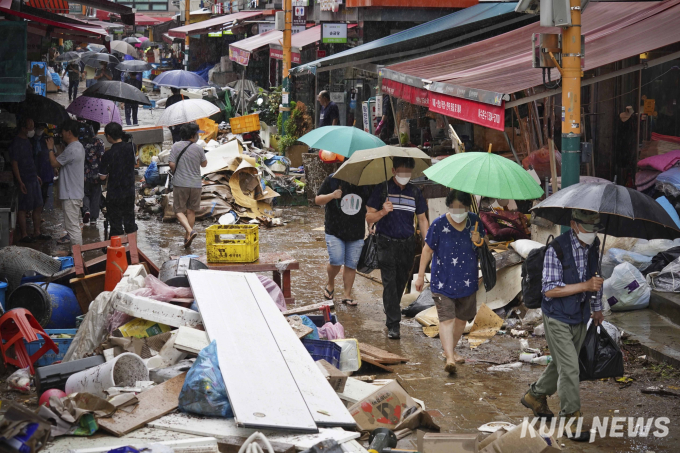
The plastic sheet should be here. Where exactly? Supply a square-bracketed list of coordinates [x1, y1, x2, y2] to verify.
[178, 340, 233, 418]
[648, 256, 680, 293]
[402, 287, 435, 317]
[299, 315, 319, 340]
[578, 323, 625, 381]
[257, 275, 286, 313]
[318, 321, 345, 340]
[128, 275, 193, 302]
[603, 263, 650, 311]
[630, 239, 680, 257]
[602, 248, 653, 276]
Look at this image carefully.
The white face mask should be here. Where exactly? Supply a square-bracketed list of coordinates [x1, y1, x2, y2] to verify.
[394, 174, 411, 185]
[449, 208, 467, 223]
[576, 231, 596, 245]
[26, 130, 35, 138]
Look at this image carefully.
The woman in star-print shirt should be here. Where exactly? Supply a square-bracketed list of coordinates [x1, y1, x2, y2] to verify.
[415, 190, 486, 374]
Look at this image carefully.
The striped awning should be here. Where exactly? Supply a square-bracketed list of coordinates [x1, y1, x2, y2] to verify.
[25, 0, 69, 14]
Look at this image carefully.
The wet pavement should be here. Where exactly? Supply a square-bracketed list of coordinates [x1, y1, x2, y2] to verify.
[22, 88, 680, 451]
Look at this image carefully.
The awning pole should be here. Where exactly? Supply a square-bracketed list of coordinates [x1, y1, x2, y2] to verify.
[184, 0, 189, 70]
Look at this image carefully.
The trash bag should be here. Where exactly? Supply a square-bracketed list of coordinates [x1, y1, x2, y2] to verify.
[578, 323, 625, 381]
[630, 238, 680, 257]
[603, 262, 650, 311]
[402, 287, 435, 317]
[299, 315, 319, 340]
[478, 242, 496, 291]
[642, 246, 680, 276]
[178, 340, 233, 418]
[605, 248, 653, 273]
[647, 256, 680, 293]
[357, 233, 379, 274]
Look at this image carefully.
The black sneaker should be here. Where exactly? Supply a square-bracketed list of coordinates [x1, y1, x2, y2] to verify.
[388, 326, 400, 340]
[83, 211, 90, 224]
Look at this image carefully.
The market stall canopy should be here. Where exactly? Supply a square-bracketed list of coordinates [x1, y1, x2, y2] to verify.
[291, 3, 532, 74]
[0, 0, 108, 41]
[168, 11, 263, 38]
[229, 29, 282, 67]
[135, 14, 162, 25]
[72, 0, 135, 25]
[24, 0, 68, 14]
[270, 26, 321, 64]
[382, 0, 680, 112]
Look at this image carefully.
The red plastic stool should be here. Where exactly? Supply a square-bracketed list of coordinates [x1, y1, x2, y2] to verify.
[0, 308, 59, 374]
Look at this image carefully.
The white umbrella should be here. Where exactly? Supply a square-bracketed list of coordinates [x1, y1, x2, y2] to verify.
[111, 40, 138, 56]
[156, 99, 220, 127]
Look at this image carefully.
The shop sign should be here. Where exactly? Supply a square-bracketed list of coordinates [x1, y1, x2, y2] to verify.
[229, 47, 250, 66]
[293, 6, 307, 26]
[380, 79, 428, 108]
[317, 50, 326, 58]
[259, 22, 275, 33]
[208, 31, 223, 37]
[428, 91, 505, 131]
[69, 3, 82, 13]
[322, 23, 347, 44]
[644, 99, 656, 115]
[319, 0, 338, 11]
[293, 25, 305, 34]
[330, 92, 344, 103]
[270, 48, 301, 64]
[292, 0, 308, 5]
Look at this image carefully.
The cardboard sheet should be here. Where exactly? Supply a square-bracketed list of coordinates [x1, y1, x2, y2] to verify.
[467, 304, 504, 349]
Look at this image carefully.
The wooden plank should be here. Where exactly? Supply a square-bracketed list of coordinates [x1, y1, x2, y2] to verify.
[98, 373, 186, 437]
[549, 138, 558, 194]
[283, 301, 334, 316]
[238, 272, 355, 428]
[187, 270, 317, 432]
[70, 271, 106, 314]
[217, 436, 295, 453]
[360, 356, 396, 373]
[149, 413, 360, 450]
[175, 326, 209, 354]
[359, 352, 402, 365]
[113, 293, 203, 328]
[358, 344, 408, 363]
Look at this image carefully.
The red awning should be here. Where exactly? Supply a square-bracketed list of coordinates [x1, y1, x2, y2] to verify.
[0, 0, 107, 40]
[168, 11, 262, 38]
[269, 25, 321, 63]
[229, 29, 282, 66]
[135, 14, 161, 25]
[383, 0, 680, 108]
[25, 0, 68, 14]
[152, 17, 174, 23]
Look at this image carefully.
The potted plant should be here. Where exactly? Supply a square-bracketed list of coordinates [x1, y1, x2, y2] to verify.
[278, 101, 313, 168]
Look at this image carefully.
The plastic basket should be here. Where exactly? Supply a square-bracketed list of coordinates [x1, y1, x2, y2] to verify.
[332, 338, 362, 372]
[229, 113, 260, 134]
[24, 329, 78, 367]
[301, 339, 342, 368]
[206, 224, 259, 263]
[56, 256, 74, 271]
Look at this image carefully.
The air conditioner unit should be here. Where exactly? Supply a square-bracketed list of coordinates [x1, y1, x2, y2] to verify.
[275, 11, 285, 30]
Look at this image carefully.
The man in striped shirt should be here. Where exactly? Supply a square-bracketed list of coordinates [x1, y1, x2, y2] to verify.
[366, 157, 429, 339]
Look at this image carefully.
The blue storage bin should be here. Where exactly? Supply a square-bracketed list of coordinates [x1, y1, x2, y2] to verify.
[0, 282, 6, 311]
[301, 339, 342, 368]
[24, 329, 78, 367]
[306, 314, 337, 327]
[56, 256, 74, 271]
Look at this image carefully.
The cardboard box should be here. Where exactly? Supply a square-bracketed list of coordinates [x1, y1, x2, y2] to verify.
[316, 359, 347, 393]
[476, 430, 506, 451]
[348, 380, 416, 431]
[479, 422, 562, 453]
[419, 432, 482, 453]
[115, 318, 171, 339]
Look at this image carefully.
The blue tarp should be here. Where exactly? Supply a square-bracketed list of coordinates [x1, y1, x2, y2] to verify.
[192, 63, 214, 82]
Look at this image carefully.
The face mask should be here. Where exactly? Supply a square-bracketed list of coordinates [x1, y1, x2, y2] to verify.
[26, 130, 35, 138]
[395, 174, 410, 185]
[576, 231, 596, 245]
[449, 209, 467, 223]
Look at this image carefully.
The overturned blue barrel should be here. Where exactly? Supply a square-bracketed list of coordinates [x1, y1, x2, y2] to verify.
[7, 283, 82, 329]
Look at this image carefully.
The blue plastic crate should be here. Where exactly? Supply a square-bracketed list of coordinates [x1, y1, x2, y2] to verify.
[24, 329, 78, 367]
[301, 339, 341, 368]
[56, 256, 74, 271]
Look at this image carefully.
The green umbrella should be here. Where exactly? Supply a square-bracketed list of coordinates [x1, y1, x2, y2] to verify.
[297, 126, 386, 158]
[333, 146, 431, 186]
[423, 151, 544, 200]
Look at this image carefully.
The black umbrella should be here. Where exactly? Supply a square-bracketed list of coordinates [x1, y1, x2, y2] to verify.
[531, 182, 680, 240]
[56, 51, 81, 62]
[81, 53, 120, 68]
[139, 40, 153, 50]
[116, 60, 152, 72]
[0, 91, 70, 126]
[82, 80, 151, 106]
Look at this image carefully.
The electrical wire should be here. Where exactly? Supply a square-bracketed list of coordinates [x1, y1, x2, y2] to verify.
[590, 65, 680, 106]
[238, 432, 276, 453]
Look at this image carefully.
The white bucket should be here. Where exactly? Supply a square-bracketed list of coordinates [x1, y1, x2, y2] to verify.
[65, 353, 149, 397]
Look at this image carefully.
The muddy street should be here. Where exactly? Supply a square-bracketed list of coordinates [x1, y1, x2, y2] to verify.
[28, 200, 680, 453]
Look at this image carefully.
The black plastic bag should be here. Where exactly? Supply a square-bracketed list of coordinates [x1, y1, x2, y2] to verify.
[477, 242, 496, 291]
[357, 234, 379, 274]
[578, 323, 625, 381]
[642, 246, 680, 276]
[402, 287, 435, 317]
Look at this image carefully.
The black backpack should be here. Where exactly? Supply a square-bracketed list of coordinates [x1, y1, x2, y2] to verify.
[521, 235, 563, 309]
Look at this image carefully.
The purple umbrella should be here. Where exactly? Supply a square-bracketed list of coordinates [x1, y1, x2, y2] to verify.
[66, 96, 122, 125]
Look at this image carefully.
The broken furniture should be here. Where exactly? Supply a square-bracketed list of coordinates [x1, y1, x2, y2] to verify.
[0, 308, 59, 374]
[198, 252, 300, 304]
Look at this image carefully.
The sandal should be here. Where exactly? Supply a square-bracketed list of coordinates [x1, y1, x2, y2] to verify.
[342, 299, 357, 306]
[56, 236, 71, 245]
[184, 230, 197, 248]
[323, 286, 334, 300]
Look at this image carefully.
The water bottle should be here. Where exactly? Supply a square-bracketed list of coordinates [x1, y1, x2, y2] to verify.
[531, 355, 552, 365]
[520, 353, 538, 363]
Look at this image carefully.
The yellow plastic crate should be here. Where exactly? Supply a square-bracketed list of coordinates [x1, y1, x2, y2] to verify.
[229, 113, 261, 134]
[206, 224, 259, 263]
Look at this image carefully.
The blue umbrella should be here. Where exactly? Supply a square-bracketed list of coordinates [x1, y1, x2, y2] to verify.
[152, 70, 209, 89]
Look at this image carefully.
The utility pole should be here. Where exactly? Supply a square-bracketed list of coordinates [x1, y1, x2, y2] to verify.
[184, 0, 190, 70]
[280, 0, 292, 135]
[560, 0, 582, 190]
